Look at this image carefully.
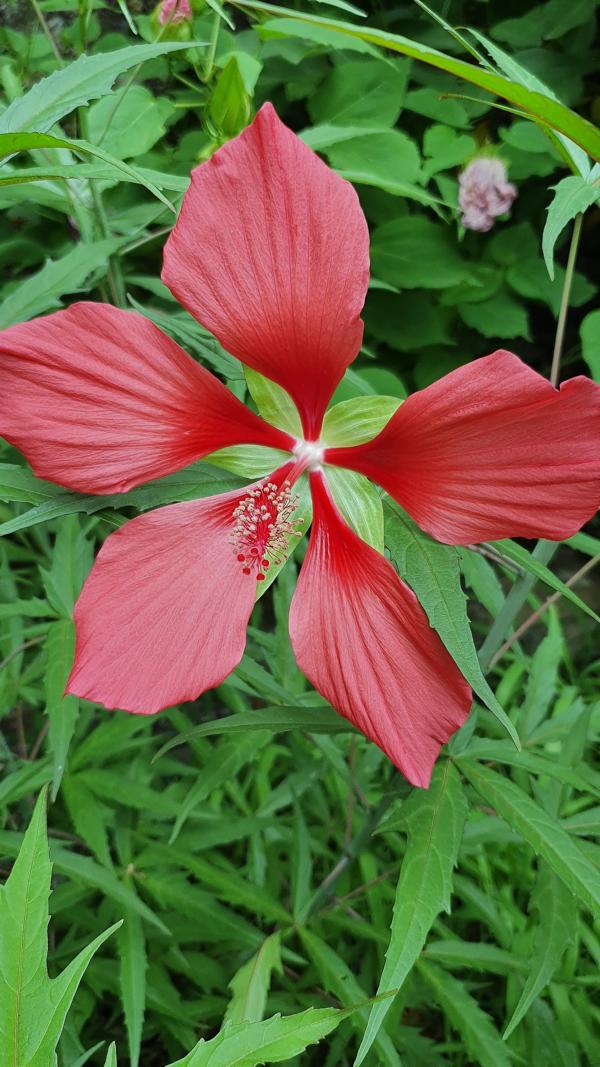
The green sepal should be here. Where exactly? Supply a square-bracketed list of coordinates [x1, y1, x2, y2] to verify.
[208, 444, 290, 479]
[321, 394, 402, 446]
[326, 467, 384, 553]
[245, 366, 302, 436]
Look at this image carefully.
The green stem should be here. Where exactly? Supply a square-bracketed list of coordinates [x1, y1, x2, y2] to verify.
[79, 109, 126, 307]
[30, 0, 63, 65]
[550, 211, 583, 387]
[203, 9, 222, 81]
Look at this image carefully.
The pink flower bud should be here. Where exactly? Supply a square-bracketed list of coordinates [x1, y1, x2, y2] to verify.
[458, 157, 517, 232]
[159, 0, 192, 25]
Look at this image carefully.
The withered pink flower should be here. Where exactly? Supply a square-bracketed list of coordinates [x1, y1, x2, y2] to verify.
[459, 156, 517, 232]
[158, 0, 192, 25]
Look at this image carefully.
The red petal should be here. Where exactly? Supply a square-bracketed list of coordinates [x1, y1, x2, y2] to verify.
[326, 351, 600, 544]
[66, 474, 294, 713]
[162, 103, 370, 440]
[289, 473, 471, 787]
[0, 302, 292, 494]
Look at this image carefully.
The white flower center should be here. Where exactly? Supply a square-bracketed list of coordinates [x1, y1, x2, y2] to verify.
[293, 439, 324, 471]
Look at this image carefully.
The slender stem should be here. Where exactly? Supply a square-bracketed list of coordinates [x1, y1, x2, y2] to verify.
[489, 553, 600, 668]
[30, 0, 63, 65]
[203, 9, 222, 81]
[550, 211, 583, 387]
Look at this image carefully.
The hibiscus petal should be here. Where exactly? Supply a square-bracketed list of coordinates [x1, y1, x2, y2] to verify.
[289, 472, 471, 787]
[0, 302, 293, 494]
[161, 103, 370, 440]
[67, 480, 283, 713]
[325, 351, 600, 545]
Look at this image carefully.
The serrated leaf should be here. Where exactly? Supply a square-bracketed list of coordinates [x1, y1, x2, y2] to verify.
[542, 176, 598, 278]
[0, 790, 121, 1067]
[456, 760, 600, 913]
[45, 619, 79, 800]
[224, 932, 282, 1025]
[385, 503, 519, 748]
[0, 42, 198, 134]
[355, 761, 467, 1065]
[504, 862, 576, 1038]
[0, 239, 122, 330]
[165, 1007, 346, 1067]
[417, 959, 511, 1067]
[119, 908, 147, 1067]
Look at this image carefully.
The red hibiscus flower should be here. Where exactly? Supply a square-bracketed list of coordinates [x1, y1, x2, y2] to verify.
[1, 104, 599, 787]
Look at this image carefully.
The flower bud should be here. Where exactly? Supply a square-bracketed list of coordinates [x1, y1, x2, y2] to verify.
[458, 156, 517, 232]
[158, 0, 192, 23]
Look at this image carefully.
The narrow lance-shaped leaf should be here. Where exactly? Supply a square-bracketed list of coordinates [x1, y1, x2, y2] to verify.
[355, 761, 467, 1065]
[118, 907, 147, 1067]
[456, 759, 600, 914]
[0, 790, 121, 1067]
[417, 959, 511, 1067]
[385, 503, 520, 748]
[503, 861, 577, 1039]
[45, 619, 79, 801]
[224, 932, 282, 1025]
[234, 1, 600, 160]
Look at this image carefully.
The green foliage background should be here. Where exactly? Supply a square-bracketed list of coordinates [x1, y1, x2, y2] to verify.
[0, 0, 599, 1064]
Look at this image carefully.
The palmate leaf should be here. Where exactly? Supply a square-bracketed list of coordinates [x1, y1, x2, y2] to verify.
[355, 761, 467, 1065]
[456, 760, 600, 913]
[165, 1007, 347, 1067]
[0, 42, 198, 134]
[384, 502, 520, 748]
[0, 791, 121, 1067]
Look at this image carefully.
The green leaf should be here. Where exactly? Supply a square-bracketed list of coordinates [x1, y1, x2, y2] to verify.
[308, 57, 408, 128]
[298, 930, 402, 1067]
[456, 760, 600, 913]
[103, 1044, 118, 1067]
[492, 538, 600, 623]
[417, 959, 511, 1067]
[504, 862, 577, 1038]
[580, 308, 600, 383]
[321, 396, 401, 446]
[355, 762, 467, 1065]
[118, 908, 147, 1067]
[87, 84, 173, 160]
[0, 790, 121, 1067]
[326, 467, 384, 552]
[45, 619, 79, 801]
[165, 1007, 346, 1067]
[0, 239, 122, 330]
[0, 41, 198, 134]
[224, 932, 282, 1025]
[154, 704, 352, 760]
[235, 2, 600, 160]
[464, 739, 599, 796]
[385, 503, 520, 748]
[542, 176, 598, 278]
[371, 217, 469, 289]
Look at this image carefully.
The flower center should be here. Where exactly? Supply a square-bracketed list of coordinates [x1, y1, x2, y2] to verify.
[293, 439, 324, 471]
[231, 480, 303, 582]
